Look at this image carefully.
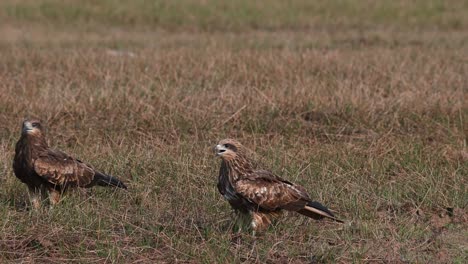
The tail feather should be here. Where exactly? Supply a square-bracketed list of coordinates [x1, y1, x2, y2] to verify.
[298, 201, 343, 223]
[94, 173, 127, 189]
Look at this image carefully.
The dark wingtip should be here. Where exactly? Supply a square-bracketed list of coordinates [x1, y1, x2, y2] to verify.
[119, 182, 128, 190]
[308, 201, 335, 217]
[96, 173, 128, 190]
[111, 178, 128, 190]
[308, 201, 344, 223]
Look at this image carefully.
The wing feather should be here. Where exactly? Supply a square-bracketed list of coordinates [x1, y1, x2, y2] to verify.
[235, 170, 310, 211]
[33, 149, 95, 187]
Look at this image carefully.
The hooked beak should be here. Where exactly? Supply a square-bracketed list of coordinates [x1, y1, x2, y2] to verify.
[215, 144, 227, 156]
[22, 121, 33, 134]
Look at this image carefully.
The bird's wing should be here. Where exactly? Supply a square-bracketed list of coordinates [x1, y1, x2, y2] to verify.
[235, 170, 310, 211]
[33, 149, 95, 187]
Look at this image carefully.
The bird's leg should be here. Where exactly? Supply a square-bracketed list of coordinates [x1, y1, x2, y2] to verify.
[250, 212, 271, 237]
[233, 211, 242, 233]
[233, 211, 249, 233]
[243, 212, 255, 233]
[229, 211, 245, 245]
[247, 214, 259, 259]
[30, 193, 41, 210]
[28, 186, 44, 210]
[48, 188, 61, 208]
[250, 212, 262, 237]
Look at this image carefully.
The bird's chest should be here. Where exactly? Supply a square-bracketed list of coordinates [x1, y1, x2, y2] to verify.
[14, 147, 28, 168]
[218, 172, 238, 201]
[13, 149, 37, 181]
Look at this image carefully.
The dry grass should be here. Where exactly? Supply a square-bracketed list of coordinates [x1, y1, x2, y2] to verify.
[0, 1, 467, 263]
[1, 0, 467, 31]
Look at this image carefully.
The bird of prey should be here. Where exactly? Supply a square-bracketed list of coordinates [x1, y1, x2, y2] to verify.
[215, 138, 342, 233]
[13, 119, 127, 209]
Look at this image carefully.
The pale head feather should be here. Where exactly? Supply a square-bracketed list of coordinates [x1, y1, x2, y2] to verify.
[22, 119, 44, 135]
[215, 138, 244, 161]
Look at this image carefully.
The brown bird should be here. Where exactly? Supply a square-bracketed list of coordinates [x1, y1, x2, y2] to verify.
[13, 119, 127, 209]
[215, 139, 342, 233]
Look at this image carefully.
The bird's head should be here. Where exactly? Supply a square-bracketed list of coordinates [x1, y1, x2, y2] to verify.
[215, 139, 244, 161]
[21, 119, 44, 135]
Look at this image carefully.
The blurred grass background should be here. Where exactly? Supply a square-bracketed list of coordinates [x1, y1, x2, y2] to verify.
[0, 0, 466, 263]
[1, 0, 467, 31]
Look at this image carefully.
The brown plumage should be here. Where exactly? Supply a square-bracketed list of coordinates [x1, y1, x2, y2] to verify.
[215, 139, 342, 232]
[13, 119, 127, 209]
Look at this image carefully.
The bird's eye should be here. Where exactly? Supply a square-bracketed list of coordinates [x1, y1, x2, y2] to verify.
[224, 144, 230, 148]
[32, 123, 39, 128]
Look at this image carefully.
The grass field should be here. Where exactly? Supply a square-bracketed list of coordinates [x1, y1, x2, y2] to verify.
[0, 0, 467, 263]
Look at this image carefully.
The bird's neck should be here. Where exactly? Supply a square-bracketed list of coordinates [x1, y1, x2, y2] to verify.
[14, 133, 48, 171]
[21, 133, 48, 153]
[221, 155, 254, 182]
